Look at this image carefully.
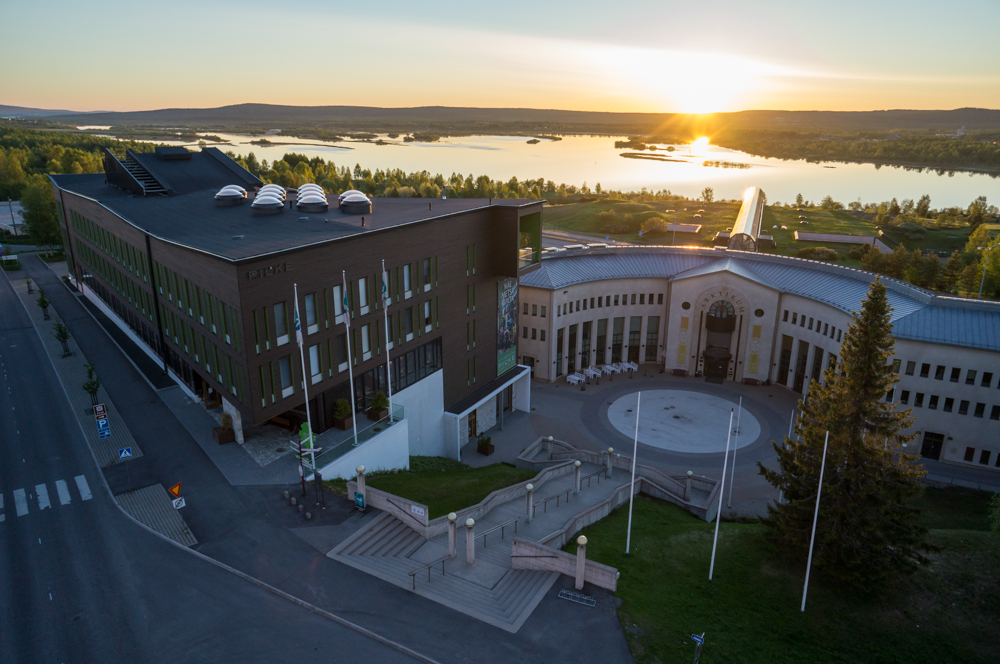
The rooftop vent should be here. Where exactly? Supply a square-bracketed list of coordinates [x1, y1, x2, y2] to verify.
[155, 146, 192, 161]
[251, 193, 285, 215]
[340, 193, 372, 215]
[215, 185, 247, 207]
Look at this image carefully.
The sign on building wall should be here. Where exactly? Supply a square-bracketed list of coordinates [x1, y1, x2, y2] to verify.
[677, 317, 689, 365]
[497, 278, 518, 374]
[747, 324, 763, 373]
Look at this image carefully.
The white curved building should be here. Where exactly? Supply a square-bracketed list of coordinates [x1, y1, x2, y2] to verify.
[518, 245, 1000, 470]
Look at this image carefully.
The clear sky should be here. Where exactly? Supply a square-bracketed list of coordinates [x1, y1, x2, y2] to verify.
[2, 0, 998, 113]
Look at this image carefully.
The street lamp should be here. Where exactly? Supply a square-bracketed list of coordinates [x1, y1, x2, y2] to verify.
[976, 240, 1000, 299]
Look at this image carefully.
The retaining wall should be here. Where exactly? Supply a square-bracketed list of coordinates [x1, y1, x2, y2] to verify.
[511, 539, 618, 591]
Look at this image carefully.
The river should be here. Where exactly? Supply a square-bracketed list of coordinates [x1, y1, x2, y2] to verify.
[93, 130, 999, 208]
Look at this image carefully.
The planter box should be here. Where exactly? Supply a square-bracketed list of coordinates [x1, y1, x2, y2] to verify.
[213, 427, 236, 445]
[333, 415, 354, 431]
[478, 443, 495, 457]
[367, 408, 389, 422]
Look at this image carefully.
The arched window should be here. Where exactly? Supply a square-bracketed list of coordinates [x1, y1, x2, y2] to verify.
[708, 300, 735, 318]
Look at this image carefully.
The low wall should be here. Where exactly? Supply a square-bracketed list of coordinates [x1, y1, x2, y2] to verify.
[793, 231, 892, 253]
[511, 539, 618, 591]
[347, 480, 430, 530]
[315, 419, 410, 480]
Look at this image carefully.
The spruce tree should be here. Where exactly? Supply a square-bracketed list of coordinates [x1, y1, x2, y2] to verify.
[758, 278, 928, 587]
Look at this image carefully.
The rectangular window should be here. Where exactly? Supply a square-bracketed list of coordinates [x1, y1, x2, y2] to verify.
[278, 356, 293, 397]
[980, 450, 991, 465]
[966, 369, 977, 385]
[920, 363, 930, 378]
[800, 316, 806, 328]
[658, 294, 663, 305]
[274, 302, 289, 345]
[304, 293, 318, 334]
[837, 330, 842, 342]
[900, 390, 910, 405]
[823, 323, 829, 335]
[808, 318, 813, 331]
[905, 361, 915, 376]
[575, 300, 580, 312]
[583, 299, 587, 311]
[964, 447, 975, 462]
[982, 372, 993, 388]
[590, 297, 595, 309]
[540, 329, 546, 341]
[332, 284, 345, 323]
[605, 296, 610, 307]
[403, 264, 412, 295]
[783, 310, 789, 322]
[614, 295, 619, 306]
[934, 365, 945, 380]
[639, 294, 645, 305]
[309, 344, 321, 384]
[531, 328, 537, 340]
[885, 389, 894, 402]
[523, 303, 529, 315]
[928, 395, 939, 410]
[944, 397, 954, 412]
[423, 301, 432, 331]
[532, 304, 537, 316]
[335, 334, 348, 370]
[974, 402, 985, 418]
[541, 306, 546, 318]
[630, 294, 636, 305]
[556, 328, 564, 377]
[522, 326, 527, 339]
[645, 316, 660, 362]
[358, 277, 369, 314]
[950, 367, 961, 382]
[990, 405, 1000, 421]
[361, 324, 371, 360]
[422, 258, 431, 291]
[959, 400, 969, 415]
[404, 307, 414, 338]
[914, 393, 924, 407]
[891, 359, 901, 373]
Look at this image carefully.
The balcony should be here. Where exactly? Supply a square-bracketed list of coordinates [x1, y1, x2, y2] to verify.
[310, 404, 405, 470]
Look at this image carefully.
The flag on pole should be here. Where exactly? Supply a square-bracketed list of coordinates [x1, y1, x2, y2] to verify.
[293, 296, 303, 345]
[381, 270, 391, 308]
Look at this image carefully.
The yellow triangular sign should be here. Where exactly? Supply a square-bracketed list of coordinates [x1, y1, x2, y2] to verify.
[168, 482, 181, 498]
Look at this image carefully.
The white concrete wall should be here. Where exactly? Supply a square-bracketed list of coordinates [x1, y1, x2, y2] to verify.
[315, 419, 410, 479]
[392, 369, 445, 457]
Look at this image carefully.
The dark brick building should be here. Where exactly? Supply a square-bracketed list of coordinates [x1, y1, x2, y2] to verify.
[51, 146, 540, 460]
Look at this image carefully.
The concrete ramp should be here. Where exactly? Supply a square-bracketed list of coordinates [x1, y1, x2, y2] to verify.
[116, 484, 197, 547]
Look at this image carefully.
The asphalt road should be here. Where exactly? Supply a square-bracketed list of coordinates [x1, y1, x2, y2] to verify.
[0, 269, 422, 664]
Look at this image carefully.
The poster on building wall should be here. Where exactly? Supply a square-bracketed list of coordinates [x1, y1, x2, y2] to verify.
[497, 277, 518, 374]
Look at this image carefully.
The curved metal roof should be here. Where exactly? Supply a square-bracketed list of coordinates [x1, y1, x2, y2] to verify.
[519, 246, 1000, 351]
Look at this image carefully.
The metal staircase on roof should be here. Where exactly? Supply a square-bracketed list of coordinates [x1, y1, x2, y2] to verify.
[102, 148, 167, 196]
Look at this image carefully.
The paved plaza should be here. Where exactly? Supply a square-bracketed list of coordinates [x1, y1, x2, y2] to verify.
[606, 389, 761, 453]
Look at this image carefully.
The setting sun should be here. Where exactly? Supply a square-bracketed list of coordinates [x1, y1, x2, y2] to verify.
[692, 137, 710, 148]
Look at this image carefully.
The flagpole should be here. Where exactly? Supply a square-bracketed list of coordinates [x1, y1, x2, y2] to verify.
[801, 431, 829, 612]
[293, 283, 317, 475]
[709, 409, 734, 581]
[342, 270, 359, 446]
[625, 392, 641, 555]
[381, 260, 394, 421]
[727, 397, 742, 508]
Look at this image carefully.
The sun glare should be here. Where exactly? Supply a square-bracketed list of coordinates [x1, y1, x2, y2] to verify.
[692, 137, 710, 148]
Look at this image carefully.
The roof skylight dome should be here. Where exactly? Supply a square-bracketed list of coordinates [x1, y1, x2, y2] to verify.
[338, 189, 365, 201]
[296, 193, 329, 213]
[215, 185, 247, 206]
[340, 192, 372, 215]
[251, 193, 285, 215]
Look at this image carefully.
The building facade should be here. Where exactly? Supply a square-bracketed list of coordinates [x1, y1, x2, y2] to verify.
[51, 147, 542, 461]
[519, 245, 1000, 472]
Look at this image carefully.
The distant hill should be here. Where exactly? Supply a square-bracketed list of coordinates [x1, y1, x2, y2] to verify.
[0, 104, 92, 118]
[25, 103, 1000, 133]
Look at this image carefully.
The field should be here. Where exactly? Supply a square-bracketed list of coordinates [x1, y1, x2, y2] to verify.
[565, 487, 999, 664]
[543, 200, 971, 260]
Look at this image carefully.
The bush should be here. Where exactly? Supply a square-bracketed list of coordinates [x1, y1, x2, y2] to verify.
[371, 391, 389, 411]
[796, 247, 838, 261]
[640, 216, 671, 234]
[333, 399, 352, 420]
[220, 413, 233, 430]
[897, 222, 927, 241]
[599, 208, 640, 234]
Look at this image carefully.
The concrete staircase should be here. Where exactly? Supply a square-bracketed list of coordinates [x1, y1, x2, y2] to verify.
[332, 512, 558, 632]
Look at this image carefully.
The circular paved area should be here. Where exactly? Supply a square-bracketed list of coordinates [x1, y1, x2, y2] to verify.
[607, 390, 761, 453]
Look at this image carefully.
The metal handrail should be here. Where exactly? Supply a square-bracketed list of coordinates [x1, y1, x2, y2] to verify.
[475, 516, 520, 547]
[408, 554, 450, 590]
[532, 488, 572, 517]
[581, 469, 605, 488]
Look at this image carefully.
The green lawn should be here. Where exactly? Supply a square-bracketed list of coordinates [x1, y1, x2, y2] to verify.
[566, 488, 999, 663]
[543, 201, 970, 258]
[366, 456, 536, 519]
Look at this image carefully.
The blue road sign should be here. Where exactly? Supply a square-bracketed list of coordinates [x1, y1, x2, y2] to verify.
[97, 419, 110, 431]
[691, 634, 704, 644]
[119, 447, 133, 460]
[99, 430, 111, 439]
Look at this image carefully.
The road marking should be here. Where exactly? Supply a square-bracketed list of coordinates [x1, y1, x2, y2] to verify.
[36, 484, 51, 510]
[14, 489, 28, 516]
[74, 475, 92, 501]
[55, 480, 71, 505]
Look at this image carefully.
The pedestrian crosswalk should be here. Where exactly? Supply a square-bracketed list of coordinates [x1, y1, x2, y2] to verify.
[0, 475, 92, 522]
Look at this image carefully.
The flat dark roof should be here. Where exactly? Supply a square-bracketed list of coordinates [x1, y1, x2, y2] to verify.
[52, 172, 541, 262]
